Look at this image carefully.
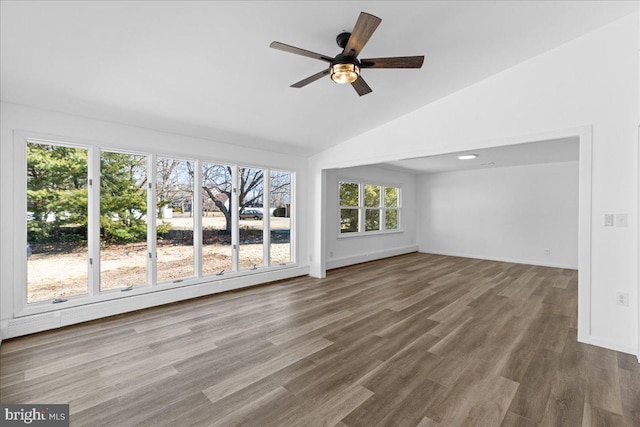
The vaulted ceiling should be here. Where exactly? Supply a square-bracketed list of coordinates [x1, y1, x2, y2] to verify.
[1, 1, 637, 156]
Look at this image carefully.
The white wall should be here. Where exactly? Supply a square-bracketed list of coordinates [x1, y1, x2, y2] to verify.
[309, 13, 639, 355]
[325, 165, 417, 269]
[417, 161, 579, 269]
[0, 102, 309, 338]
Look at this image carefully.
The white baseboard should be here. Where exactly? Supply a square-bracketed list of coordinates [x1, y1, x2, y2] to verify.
[419, 250, 578, 270]
[326, 245, 419, 270]
[1, 266, 309, 340]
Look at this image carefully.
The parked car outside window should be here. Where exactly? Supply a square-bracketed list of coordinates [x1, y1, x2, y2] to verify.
[239, 209, 263, 220]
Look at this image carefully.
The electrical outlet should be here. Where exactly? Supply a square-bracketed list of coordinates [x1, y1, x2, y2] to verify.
[544, 248, 551, 255]
[615, 214, 628, 227]
[329, 251, 334, 258]
[616, 292, 629, 307]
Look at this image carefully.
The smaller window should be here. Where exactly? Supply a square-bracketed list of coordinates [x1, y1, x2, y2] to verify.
[364, 184, 380, 207]
[340, 208, 359, 233]
[364, 184, 381, 232]
[384, 186, 400, 230]
[338, 181, 401, 235]
[339, 182, 360, 234]
[385, 209, 399, 230]
[339, 182, 359, 206]
[365, 209, 380, 231]
[385, 187, 399, 208]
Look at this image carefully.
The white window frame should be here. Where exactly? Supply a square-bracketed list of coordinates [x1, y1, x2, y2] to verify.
[337, 179, 402, 238]
[97, 148, 154, 295]
[19, 138, 95, 306]
[154, 154, 198, 284]
[15, 132, 297, 317]
[268, 169, 295, 267]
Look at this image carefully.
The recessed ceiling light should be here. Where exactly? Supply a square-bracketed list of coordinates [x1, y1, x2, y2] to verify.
[458, 154, 478, 160]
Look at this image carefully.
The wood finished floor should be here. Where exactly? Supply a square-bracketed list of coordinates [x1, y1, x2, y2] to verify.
[1, 253, 638, 427]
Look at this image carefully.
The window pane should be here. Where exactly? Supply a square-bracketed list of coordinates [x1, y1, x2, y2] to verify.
[385, 187, 399, 208]
[386, 209, 399, 230]
[156, 157, 194, 282]
[27, 142, 89, 303]
[365, 209, 380, 231]
[202, 163, 233, 275]
[340, 208, 359, 233]
[339, 182, 359, 206]
[364, 184, 381, 208]
[239, 167, 264, 270]
[100, 152, 148, 291]
[270, 171, 291, 265]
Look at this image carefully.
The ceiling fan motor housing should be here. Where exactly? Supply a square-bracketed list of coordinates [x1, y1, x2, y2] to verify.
[336, 32, 351, 49]
[331, 53, 360, 68]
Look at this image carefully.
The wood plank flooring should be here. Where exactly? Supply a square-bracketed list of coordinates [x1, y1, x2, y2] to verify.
[1, 253, 638, 426]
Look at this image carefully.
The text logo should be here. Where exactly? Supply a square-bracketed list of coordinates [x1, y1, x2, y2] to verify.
[1, 404, 69, 426]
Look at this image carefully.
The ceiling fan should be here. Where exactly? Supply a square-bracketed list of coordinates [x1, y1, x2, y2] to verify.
[270, 11, 424, 96]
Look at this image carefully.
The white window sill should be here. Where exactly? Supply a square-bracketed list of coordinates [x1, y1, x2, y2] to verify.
[337, 229, 404, 239]
[16, 262, 299, 317]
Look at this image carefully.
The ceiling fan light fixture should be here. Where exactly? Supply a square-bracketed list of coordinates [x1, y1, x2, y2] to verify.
[331, 63, 360, 84]
[270, 11, 424, 95]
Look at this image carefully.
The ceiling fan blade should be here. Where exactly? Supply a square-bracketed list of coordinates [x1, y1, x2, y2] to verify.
[290, 69, 330, 88]
[343, 12, 382, 58]
[360, 56, 425, 69]
[270, 41, 334, 63]
[351, 76, 372, 96]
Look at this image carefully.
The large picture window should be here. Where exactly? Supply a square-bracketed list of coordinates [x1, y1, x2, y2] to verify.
[156, 157, 195, 283]
[100, 151, 149, 291]
[238, 167, 264, 270]
[201, 163, 233, 275]
[270, 171, 292, 265]
[22, 138, 296, 307]
[339, 180, 401, 235]
[26, 142, 90, 303]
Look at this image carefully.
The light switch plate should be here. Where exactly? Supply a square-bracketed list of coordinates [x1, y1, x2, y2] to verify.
[604, 214, 614, 226]
[615, 214, 628, 227]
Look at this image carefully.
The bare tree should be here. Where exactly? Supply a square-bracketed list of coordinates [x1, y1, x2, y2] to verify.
[201, 164, 234, 232]
[269, 171, 291, 212]
[197, 166, 291, 232]
[157, 158, 193, 218]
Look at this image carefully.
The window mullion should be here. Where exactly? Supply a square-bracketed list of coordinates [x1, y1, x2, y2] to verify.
[358, 183, 364, 233]
[398, 186, 402, 230]
[231, 165, 239, 272]
[88, 147, 101, 297]
[263, 169, 271, 267]
[148, 154, 157, 286]
[289, 172, 296, 263]
[193, 160, 203, 278]
[380, 186, 385, 232]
